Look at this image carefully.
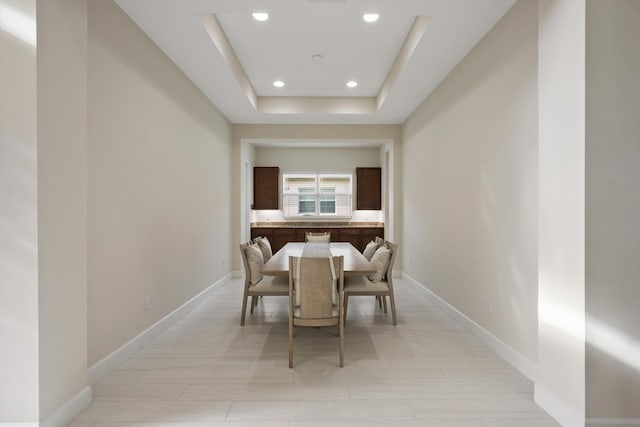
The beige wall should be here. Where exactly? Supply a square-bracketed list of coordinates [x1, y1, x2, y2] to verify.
[252, 146, 384, 224]
[0, 0, 39, 421]
[37, 0, 89, 419]
[586, 0, 640, 419]
[87, 0, 232, 366]
[255, 146, 380, 172]
[401, 0, 538, 365]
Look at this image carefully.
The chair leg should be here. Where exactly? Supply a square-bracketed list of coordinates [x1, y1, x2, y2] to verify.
[339, 317, 344, 367]
[382, 295, 388, 313]
[240, 290, 249, 326]
[250, 296, 256, 314]
[343, 295, 349, 327]
[377, 295, 382, 308]
[389, 291, 398, 325]
[289, 317, 294, 369]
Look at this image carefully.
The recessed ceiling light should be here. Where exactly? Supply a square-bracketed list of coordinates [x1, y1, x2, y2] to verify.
[273, 80, 285, 88]
[252, 12, 269, 22]
[346, 80, 358, 88]
[363, 13, 379, 23]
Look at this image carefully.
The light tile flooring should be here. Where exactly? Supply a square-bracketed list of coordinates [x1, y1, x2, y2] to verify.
[71, 277, 560, 427]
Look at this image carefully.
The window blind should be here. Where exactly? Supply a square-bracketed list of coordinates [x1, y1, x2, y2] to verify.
[283, 173, 352, 218]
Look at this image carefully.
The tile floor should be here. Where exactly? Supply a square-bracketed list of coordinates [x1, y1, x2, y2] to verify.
[70, 277, 560, 427]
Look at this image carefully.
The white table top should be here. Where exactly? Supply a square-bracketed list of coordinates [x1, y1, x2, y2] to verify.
[261, 242, 375, 277]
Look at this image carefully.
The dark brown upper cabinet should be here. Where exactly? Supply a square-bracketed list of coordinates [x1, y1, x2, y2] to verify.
[356, 167, 381, 210]
[253, 167, 279, 210]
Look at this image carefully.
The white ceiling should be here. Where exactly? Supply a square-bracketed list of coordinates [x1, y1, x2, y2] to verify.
[115, 0, 516, 125]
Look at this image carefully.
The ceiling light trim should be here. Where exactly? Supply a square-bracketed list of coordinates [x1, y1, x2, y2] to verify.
[201, 14, 258, 110]
[201, 13, 430, 115]
[244, 138, 389, 148]
[257, 97, 377, 115]
[376, 15, 431, 111]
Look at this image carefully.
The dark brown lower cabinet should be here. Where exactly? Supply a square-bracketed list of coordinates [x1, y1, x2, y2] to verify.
[250, 227, 384, 253]
[340, 228, 362, 251]
[271, 229, 299, 252]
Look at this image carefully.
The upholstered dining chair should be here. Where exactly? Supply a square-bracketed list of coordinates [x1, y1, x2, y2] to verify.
[288, 255, 345, 368]
[304, 231, 331, 243]
[344, 241, 398, 325]
[239, 242, 288, 326]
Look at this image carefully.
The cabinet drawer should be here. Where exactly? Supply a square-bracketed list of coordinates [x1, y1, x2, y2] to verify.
[274, 228, 296, 235]
[340, 228, 361, 235]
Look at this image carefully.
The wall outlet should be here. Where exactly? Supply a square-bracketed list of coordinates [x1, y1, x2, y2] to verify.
[145, 295, 151, 311]
[484, 298, 493, 314]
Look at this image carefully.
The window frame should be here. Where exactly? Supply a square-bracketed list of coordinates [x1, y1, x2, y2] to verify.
[282, 173, 353, 219]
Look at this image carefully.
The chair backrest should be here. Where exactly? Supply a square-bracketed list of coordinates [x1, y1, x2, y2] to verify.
[305, 232, 331, 243]
[239, 243, 251, 285]
[289, 255, 343, 319]
[383, 240, 398, 281]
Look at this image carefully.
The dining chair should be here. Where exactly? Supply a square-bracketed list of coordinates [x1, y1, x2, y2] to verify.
[344, 241, 398, 325]
[239, 242, 289, 326]
[288, 255, 345, 368]
[305, 231, 331, 243]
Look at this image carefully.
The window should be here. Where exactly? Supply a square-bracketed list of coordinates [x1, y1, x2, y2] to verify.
[298, 188, 315, 214]
[283, 173, 352, 218]
[320, 188, 336, 213]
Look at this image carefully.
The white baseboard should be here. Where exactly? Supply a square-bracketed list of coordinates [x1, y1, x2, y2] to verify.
[231, 270, 243, 279]
[587, 419, 640, 426]
[88, 273, 231, 384]
[0, 387, 91, 427]
[0, 424, 39, 427]
[40, 386, 92, 427]
[400, 272, 538, 382]
[535, 384, 585, 427]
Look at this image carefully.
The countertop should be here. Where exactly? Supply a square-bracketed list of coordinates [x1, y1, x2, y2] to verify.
[251, 222, 384, 228]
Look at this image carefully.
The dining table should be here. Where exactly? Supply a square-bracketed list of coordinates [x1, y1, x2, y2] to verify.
[261, 242, 376, 277]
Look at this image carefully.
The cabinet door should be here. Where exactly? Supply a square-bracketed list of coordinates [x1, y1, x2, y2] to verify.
[326, 228, 340, 243]
[356, 167, 381, 210]
[253, 167, 279, 210]
[272, 228, 296, 252]
[339, 228, 361, 250]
